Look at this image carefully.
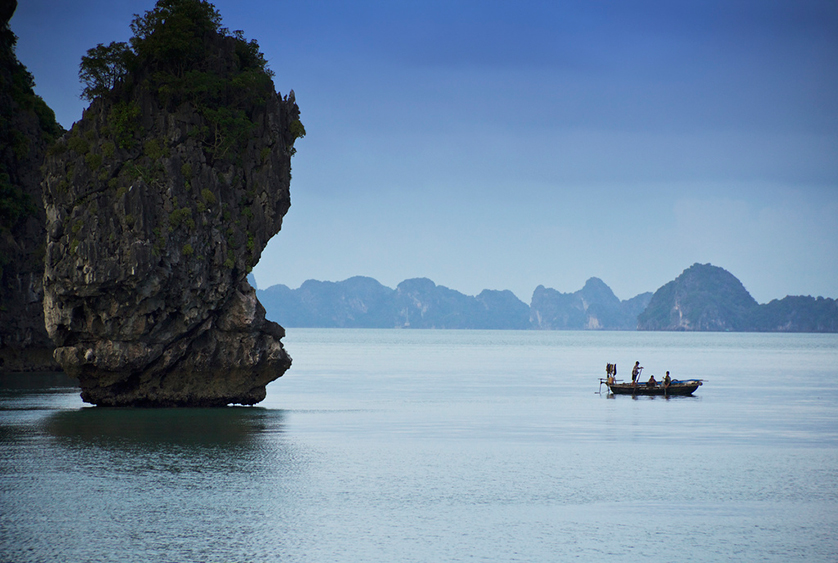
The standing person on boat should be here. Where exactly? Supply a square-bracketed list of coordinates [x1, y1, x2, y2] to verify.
[664, 371, 671, 389]
[631, 361, 643, 384]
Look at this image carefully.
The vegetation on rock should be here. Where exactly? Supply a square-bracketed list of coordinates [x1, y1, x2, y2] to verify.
[79, 42, 133, 102]
[0, 17, 60, 235]
[79, 0, 288, 161]
[0, 2, 64, 371]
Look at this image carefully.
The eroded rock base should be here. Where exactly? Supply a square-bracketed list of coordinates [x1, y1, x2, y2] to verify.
[55, 282, 290, 406]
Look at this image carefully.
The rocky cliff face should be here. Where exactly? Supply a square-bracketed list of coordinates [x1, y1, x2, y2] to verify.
[0, 2, 63, 372]
[41, 20, 300, 405]
[750, 295, 838, 332]
[529, 278, 651, 330]
[392, 278, 531, 329]
[290, 276, 397, 328]
[637, 263, 759, 331]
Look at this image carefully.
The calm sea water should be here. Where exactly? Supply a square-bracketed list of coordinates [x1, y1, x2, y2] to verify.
[1, 330, 837, 562]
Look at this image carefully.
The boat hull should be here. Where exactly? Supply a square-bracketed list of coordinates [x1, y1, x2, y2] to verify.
[606, 381, 702, 396]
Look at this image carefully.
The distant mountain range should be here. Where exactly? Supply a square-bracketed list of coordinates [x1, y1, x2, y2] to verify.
[255, 276, 533, 329]
[254, 263, 838, 332]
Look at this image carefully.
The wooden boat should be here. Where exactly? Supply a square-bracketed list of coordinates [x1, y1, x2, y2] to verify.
[601, 378, 703, 396]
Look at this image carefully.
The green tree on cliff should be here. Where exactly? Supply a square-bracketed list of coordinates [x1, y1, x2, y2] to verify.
[78, 0, 289, 160]
[79, 41, 133, 101]
[129, 0, 222, 72]
[79, 0, 273, 100]
[1, 8, 61, 234]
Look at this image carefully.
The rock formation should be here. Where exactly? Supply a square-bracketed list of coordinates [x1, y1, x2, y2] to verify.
[637, 263, 838, 332]
[257, 276, 532, 329]
[0, 1, 63, 372]
[270, 276, 398, 328]
[637, 263, 758, 331]
[256, 271, 836, 332]
[41, 1, 302, 405]
[529, 278, 652, 330]
[749, 295, 838, 332]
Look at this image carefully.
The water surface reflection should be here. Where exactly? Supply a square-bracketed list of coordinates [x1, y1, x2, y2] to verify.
[44, 406, 286, 449]
[3, 402, 313, 563]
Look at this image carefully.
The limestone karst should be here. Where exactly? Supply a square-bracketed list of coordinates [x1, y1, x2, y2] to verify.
[0, 0, 63, 372]
[41, 0, 303, 405]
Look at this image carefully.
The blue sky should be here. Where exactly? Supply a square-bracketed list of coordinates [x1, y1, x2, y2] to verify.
[11, 0, 838, 303]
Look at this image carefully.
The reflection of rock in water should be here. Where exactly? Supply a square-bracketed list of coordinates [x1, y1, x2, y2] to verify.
[0, 371, 76, 391]
[44, 408, 285, 451]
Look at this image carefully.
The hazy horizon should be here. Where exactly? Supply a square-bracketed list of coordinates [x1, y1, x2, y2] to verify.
[248, 262, 828, 306]
[11, 0, 838, 304]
